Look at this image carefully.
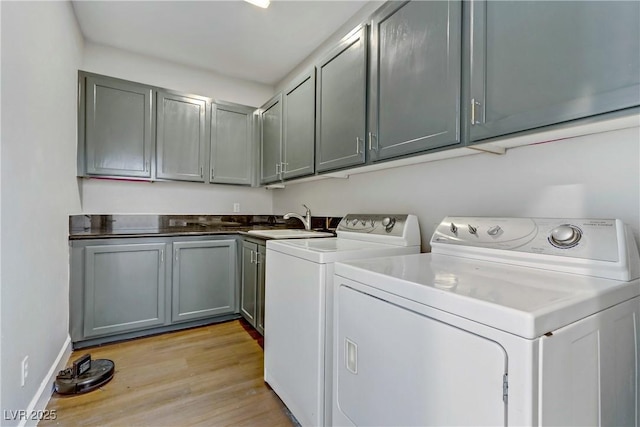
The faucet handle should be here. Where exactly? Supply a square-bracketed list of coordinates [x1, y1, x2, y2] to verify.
[302, 204, 310, 213]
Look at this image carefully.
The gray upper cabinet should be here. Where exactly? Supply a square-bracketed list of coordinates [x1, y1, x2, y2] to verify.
[83, 75, 153, 178]
[316, 25, 368, 173]
[282, 69, 316, 180]
[467, 0, 640, 142]
[260, 93, 283, 184]
[369, 1, 461, 162]
[83, 242, 166, 338]
[171, 240, 236, 323]
[210, 102, 255, 185]
[156, 91, 207, 182]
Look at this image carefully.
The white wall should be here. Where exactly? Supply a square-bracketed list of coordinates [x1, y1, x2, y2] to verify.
[78, 42, 275, 215]
[274, 127, 640, 251]
[1, 1, 84, 423]
[81, 179, 272, 214]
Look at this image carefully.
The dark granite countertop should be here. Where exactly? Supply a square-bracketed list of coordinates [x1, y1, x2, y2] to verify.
[69, 214, 341, 240]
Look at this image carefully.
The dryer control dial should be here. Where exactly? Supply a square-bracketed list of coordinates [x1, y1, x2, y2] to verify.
[382, 217, 396, 232]
[549, 224, 582, 248]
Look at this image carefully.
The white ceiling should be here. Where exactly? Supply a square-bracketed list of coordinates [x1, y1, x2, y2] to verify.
[71, 0, 369, 86]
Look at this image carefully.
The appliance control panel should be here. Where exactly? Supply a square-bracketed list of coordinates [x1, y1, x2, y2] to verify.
[431, 217, 640, 281]
[338, 214, 407, 236]
[336, 214, 421, 247]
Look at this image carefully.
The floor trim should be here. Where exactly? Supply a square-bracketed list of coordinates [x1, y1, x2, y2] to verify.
[19, 335, 71, 427]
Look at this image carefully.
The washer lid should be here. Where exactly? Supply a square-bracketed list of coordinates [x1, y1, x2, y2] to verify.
[335, 253, 640, 339]
[267, 237, 419, 264]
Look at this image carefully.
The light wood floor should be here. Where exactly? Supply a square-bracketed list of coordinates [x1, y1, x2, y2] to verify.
[41, 320, 294, 427]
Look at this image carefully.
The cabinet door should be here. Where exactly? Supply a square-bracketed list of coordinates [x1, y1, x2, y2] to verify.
[210, 103, 255, 185]
[283, 69, 316, 180]
[241, 240, 258, 326]
[156, 92, 207, 182]
[316, 26, 367, 173]
[85, 76, 153, 178]
[260, 94, 283, 184]
[369, 1, 461, 162]
[255, 243, 266, 335]
[172, 240, 237, 323]
[468, 1, 640, 142]
[84, 243, 166, 338]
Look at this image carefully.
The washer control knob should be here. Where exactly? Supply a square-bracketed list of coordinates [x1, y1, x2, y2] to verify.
[351, 218, 358, 226]
[450, 223, 458, 234]
[487, 225, 502, 236]
[360, 219, 366, 226]
[468, 224, 477, 235]
[370, 219, 376, 227]
[550, 225, 582, 248]
[382, 217, 396, 232]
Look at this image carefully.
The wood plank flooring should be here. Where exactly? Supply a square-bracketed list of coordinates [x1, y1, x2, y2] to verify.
[41, 320, 294, 427]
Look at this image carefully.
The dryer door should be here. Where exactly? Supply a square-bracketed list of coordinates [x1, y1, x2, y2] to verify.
[335, 284, 507, 426]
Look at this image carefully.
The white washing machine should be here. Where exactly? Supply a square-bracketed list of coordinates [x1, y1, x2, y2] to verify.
[333, 217, 640, 426]
[264, 214, 421, 427]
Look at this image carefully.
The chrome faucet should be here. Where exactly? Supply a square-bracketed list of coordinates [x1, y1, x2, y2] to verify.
[283, 204, 312, 230]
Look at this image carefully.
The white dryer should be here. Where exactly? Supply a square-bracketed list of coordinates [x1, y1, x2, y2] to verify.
[333, 217, 640, 426]
[264, 214, 421, 427]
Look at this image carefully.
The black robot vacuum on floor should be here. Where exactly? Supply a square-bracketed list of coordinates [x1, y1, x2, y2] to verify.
[54, 354, 115, 395]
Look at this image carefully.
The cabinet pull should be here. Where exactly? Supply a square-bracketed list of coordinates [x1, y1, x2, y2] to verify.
[368, 132, 378, 151]
[160, 249, 164, 264]
[355, 137, 361, 154]
[275, 162, 281, 178]
[175, 249, 178, 262]
[255, 252, 261, 265]
[145, 161, 150, 172]
[281, 162, 288, 175]
[200, 166, 203, 178]
[250, 250, 255, 264]
[471, 98, 482, 125]
[210, 168, 215, 180]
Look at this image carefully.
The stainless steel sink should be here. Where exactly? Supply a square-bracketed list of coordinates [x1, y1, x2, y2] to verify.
[246, 229, 334, 239]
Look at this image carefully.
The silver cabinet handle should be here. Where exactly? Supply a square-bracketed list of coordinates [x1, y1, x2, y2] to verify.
[368, 132, 378, 151]
[356, 137, 361, 154]
[250, 250, 255, 264]
[471, 98, 482, 125]
[281, 162, 288, 175]
[275, 162, 281, 177]
[145, 161, 150, 172]
[210, 168, 215, 180]
[255, 252, 261, 265]
[160, 249, 164, 264]
[175, 249, 179, 262]
[200, 166, 203, 178]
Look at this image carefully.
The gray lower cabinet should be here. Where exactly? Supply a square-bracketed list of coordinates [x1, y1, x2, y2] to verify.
[282, 69, 316, 180]
[369, 0, 461, 161]
[467, 0, 640, 142]
[240, 238, 266, 335]
[156, 91, 207, 182]
[260, 94, 283, 184]
[83, 242, 167, 338]
[71, 235, 240, 346]
[316, 25, 368, 173]
[210, 102, 255, 185]
[82, 75, 153, 178]
[172, 240, 236, 322]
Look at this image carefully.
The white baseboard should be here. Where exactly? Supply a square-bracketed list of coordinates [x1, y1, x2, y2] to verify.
[19, 335, 71, 427]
